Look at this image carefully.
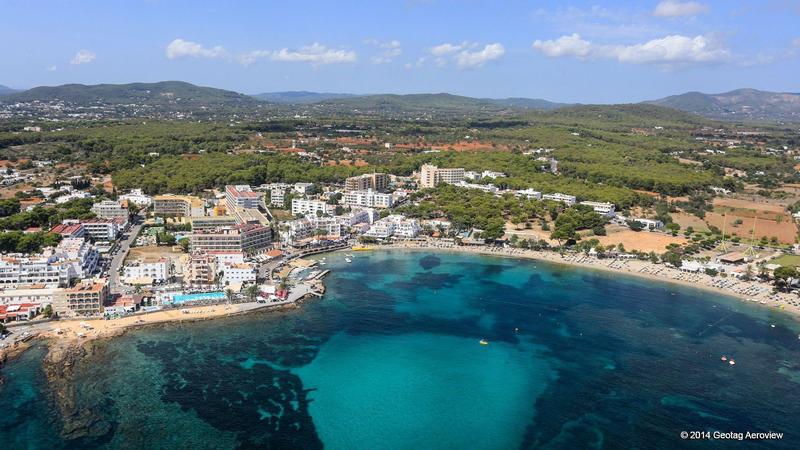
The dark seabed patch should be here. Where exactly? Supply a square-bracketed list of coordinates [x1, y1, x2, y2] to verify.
[1, 249, 800, 449]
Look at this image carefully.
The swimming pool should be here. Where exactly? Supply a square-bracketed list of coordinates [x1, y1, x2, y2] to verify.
[172, 292, 225, 304]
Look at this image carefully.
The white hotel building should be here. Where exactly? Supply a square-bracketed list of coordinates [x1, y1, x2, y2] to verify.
[579, 201, 616, 218]
[291, 199, 333, 216]
[365, 215, 421, 239]
[542, 193, 577, 206]
[341, 190, 393, 209]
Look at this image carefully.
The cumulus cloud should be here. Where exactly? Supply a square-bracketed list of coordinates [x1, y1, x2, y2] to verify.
[270, 43, 357, 64]
[653, 1, 709, 17]
[70, 50, 96, 65]
[365, 39, 402, 64]
[429, 42, 465, 56]
[532, 33, 729, 66]
[455, 43, 506, 68]
[166, 38, 227, 59]
[427, 42, 504, 68]
[165, 39, 356, 66]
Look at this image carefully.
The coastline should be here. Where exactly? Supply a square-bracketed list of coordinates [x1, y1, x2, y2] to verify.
[369, 242, 800, 321]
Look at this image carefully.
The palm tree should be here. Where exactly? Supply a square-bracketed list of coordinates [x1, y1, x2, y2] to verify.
[225, 288, 235, 304]
[245, 284, 259, 303]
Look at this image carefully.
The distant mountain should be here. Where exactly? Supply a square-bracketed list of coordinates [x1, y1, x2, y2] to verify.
[3, 81, 259, 108]
[251, 91, 357, 104]
[647, 88, 800, 122]
[304, 93, 567, 117]
[0, 85, 19, 96]
[484, 97, 569, 110]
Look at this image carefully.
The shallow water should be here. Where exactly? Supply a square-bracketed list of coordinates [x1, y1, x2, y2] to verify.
[2, 250, 800, 449]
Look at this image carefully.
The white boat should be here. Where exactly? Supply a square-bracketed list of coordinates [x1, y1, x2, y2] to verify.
[345, 258, 352, 263]
[729, 359, 736, 365]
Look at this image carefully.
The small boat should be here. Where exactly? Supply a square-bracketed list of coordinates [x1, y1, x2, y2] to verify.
[721, 356, 727, 362]
[760, 300, 767, 304]
[345, 258, 352, 263]
[729, 359, 736, 365]
[770, 324, 776, 328]
[479, 339, 489, 345]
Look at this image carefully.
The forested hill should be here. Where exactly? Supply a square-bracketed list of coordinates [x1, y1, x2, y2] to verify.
[2, 81, 260, 108]
[647, 88, 800, 122]
[531, 104, 712, 129]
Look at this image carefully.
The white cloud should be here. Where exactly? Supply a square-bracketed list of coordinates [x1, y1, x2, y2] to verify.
[70, 50, 96, 65]
[166, 39, 227, 59]
[532, 34, 593, 58]
[455, 43, 505, 68]
[427, 42, 504, 68]
[46, 65, 57, 72]
[430, 43, 464, 56]
[165, 39, 356, 66]
[365, 39, 402, 64]
[793, 37, 800, 48]
[653, 1, 709, 17]
[532, 34, 729, 66]
[270, 43, 357, 64]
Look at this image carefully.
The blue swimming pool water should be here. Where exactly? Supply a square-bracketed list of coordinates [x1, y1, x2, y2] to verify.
[171, 291, 225, 304]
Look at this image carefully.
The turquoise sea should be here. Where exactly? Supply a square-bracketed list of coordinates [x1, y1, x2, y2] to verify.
[2, 250, 800, 449]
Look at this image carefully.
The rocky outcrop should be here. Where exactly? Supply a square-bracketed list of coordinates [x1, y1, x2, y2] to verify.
[42, 339, 113, 440]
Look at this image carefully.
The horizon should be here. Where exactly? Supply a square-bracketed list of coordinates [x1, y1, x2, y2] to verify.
[1, 0, 799, 103]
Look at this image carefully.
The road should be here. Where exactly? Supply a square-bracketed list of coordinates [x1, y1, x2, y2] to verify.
[108, 214, 144, 294]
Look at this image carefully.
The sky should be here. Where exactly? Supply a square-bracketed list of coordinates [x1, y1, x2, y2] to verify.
[1, 0, 799, 103]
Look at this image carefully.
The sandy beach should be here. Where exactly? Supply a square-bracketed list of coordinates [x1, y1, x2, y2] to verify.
[372, 242, 800, 320]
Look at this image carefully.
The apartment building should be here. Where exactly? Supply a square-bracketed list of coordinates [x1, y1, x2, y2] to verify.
[190, 215, 238, 231]
[118, 189, 152, 207]
[81, 218, 126, 241]
[419, 164, 465, 188]
[515, 188, 542, 200]
[185, 253, 217, 286]
[345, 173, 390, 192]
[153, 195, 205, 217]
[341, 190, 394, 209]
[0, 238, 98, 288]
[270, 188, 286, 207]
[52, 279, 109, 317]
[91, 200, 128, 219]
[123, 257, 170, 284]
[291, 199, 332, 216]
[221, 262, 257, 286]
[190, 224, 272, 254]
[225, 185, 264, 211]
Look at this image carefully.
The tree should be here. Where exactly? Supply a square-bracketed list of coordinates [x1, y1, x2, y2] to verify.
[245, 284, 259, 302]
[42, 304, 53, 318]
[665, 222, 680, 236]
[661, 251, 682, 267]
[0, 323, 6, 335]
[627, 220, 644, 232]
[225, 288, 236, 304]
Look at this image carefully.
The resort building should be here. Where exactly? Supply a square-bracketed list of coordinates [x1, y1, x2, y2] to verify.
[0, 238, 98, 288]
[291, 199, 332, 217]
[225, 185, 264, 211]
[419, 164, 466, 188]
[579, 201, 616, 218]
[153, 195, 205, 217]
[221, 262, 257, 286]
[341, 190, 394, 209]
[52, 279, 109, 317]
[345, 173, 390, 192]
[454, 181, 498, 194]
[50, 222, 86, 239]
[123, 257, 170, 284]
[542, 193, 577, 206]
[185, 253, 218, 286]
[365, 215, 420, 239]
[190, 224, 272, 254]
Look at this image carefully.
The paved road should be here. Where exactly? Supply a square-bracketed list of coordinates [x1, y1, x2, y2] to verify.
[108, 214, 144, 294]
